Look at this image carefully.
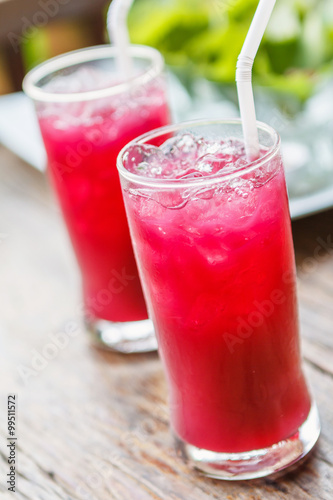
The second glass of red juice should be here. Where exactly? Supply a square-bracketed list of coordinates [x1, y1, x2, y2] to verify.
[23, 45, 170, 353]
[117, 120, 320, 479]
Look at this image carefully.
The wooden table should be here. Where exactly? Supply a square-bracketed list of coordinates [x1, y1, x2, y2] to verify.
[0, 144, 332, 499]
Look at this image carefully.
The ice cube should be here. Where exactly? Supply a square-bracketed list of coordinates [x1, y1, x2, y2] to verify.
[161, 132, 202, 160]
[196, 153, 239, 176]
[123, 144, 170, 177]
[197, 138, 245, 158]
[123, 135, 252, 184]
[176, 168, 205, 180]
[197, 160, 214, 173]
[44, 66, 117, 94]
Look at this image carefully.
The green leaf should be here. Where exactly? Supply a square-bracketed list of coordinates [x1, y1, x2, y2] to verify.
[128, 0, 333, 103]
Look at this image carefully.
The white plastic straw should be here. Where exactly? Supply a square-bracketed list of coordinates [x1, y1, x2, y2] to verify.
[236, 0, 276, 160]
[107, 0, 134, 79]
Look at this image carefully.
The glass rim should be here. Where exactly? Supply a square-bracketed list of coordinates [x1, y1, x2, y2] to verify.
[117, 119, 281, 189]
[22, 44, 164, 103]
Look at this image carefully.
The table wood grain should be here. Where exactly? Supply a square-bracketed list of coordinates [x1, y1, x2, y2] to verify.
[0, 145, 332, 499]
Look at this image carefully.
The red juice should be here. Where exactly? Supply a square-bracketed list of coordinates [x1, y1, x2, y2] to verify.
[121, 134, 311, 453]
[37, 77, 170, 322]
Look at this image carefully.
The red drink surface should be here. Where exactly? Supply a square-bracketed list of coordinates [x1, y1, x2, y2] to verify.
[123, 137, 311, 453]
[37, 78, 170, 322]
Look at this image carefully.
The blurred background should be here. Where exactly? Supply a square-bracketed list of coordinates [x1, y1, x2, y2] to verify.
[1, 0, 333, 216]
[2, 0, 333, 96]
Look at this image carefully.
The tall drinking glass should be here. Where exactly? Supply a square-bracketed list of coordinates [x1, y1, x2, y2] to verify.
[117, 120, 320, 479]
[23, 45, 170, 353]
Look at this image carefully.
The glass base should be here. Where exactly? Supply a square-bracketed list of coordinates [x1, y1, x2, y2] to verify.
[174, 402, 320, 481]
[85, 317, 158, 354]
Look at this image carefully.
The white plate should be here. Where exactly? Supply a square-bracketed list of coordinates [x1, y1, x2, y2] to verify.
[0, 91, 46, 171]
[289, 185, 333, 220]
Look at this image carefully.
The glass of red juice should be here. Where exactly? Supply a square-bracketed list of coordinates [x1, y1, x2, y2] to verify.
[23, 45, 170, 353]
[117, 119, 320, 479]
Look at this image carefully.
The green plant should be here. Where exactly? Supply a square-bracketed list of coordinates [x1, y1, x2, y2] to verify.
[129, 0, 333, 101]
